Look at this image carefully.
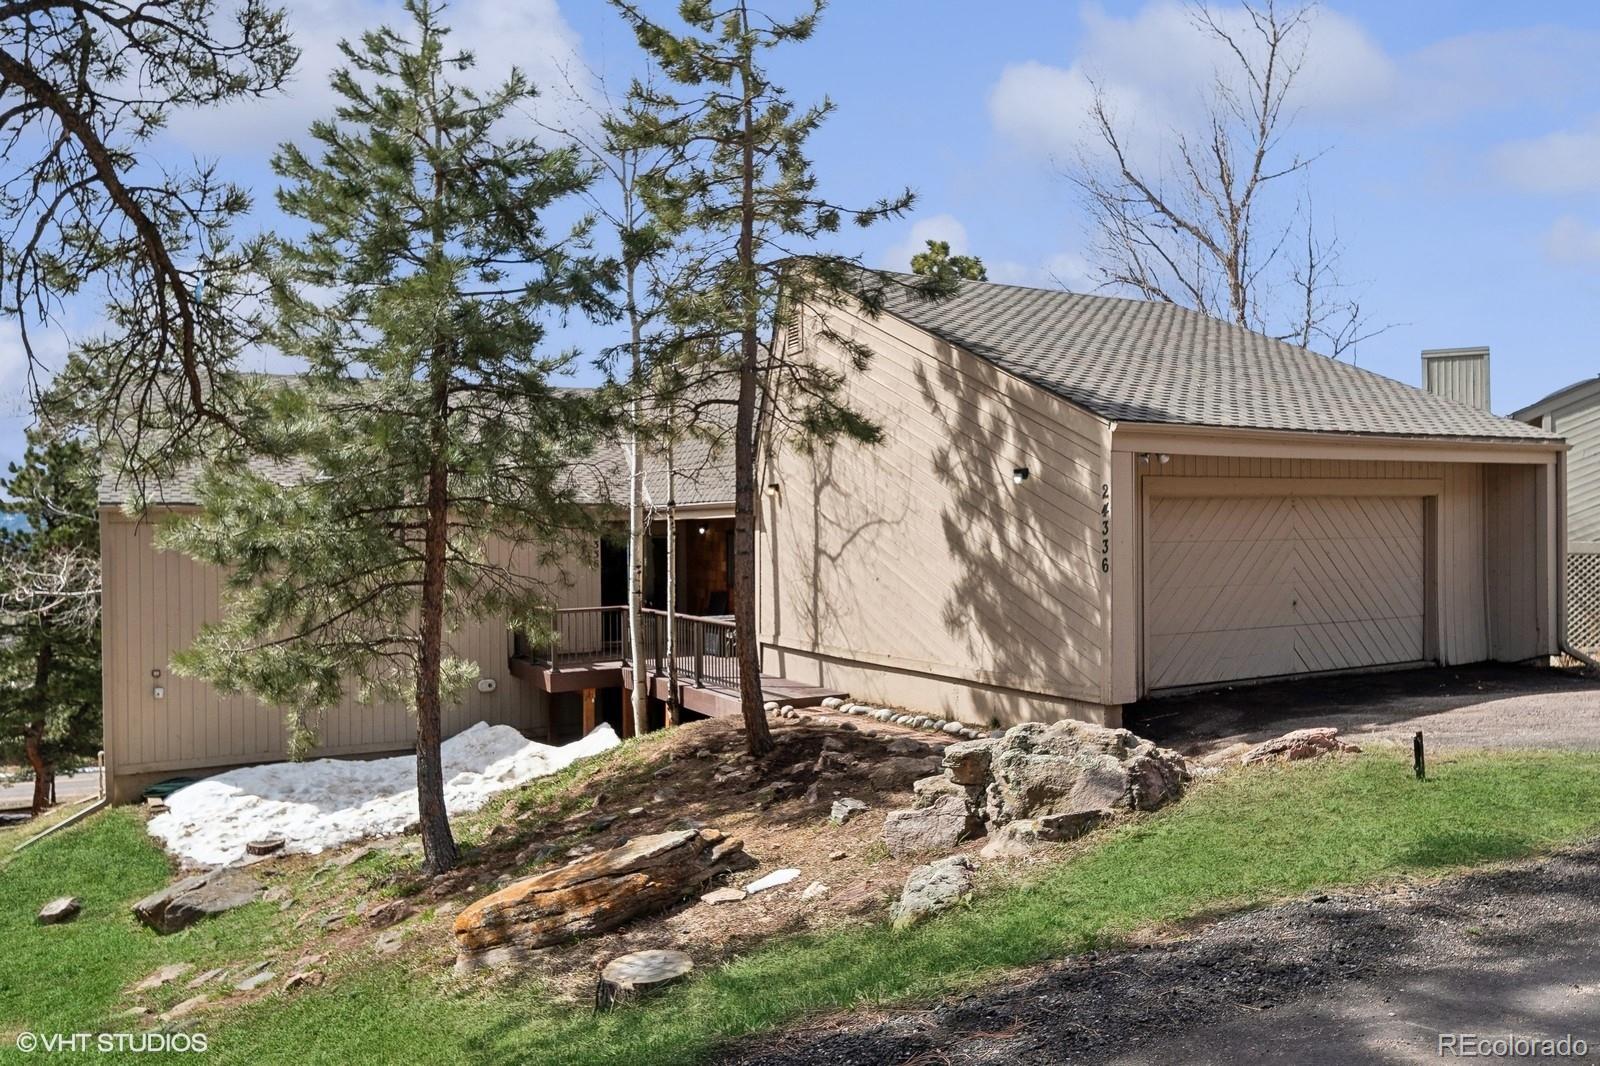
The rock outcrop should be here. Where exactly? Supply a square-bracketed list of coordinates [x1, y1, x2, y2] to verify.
[452, 829, 751, 971]
[133, 869, 263, 934]
[885, 718, 1190, 857]
[1241, 727, 1361, 765]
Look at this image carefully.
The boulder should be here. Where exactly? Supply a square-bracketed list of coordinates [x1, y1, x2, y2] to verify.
[453, 829, 751, 971]
[941, 739, 997, 786]
[979, 820, 1040, 860]
[982, 720, 1188, 825]
[890, 855, 975, 928]
[37, 896, 81, 925]
[883, 795, 982, 857]
[1241, 727, 1361, 765]
[911, 774, 983, 812]
[133, 869, 263, 934]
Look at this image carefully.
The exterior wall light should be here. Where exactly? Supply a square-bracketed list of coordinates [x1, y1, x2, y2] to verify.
[697, 525, 708, 535]
[1013, 466, 1030, 484]
[1158, 453, 1171, 464]
[765, 482, 781, 497]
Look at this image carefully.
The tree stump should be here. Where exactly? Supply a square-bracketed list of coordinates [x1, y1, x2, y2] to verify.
[594, 949, 693, 1012]
[246, 837, 286, 856]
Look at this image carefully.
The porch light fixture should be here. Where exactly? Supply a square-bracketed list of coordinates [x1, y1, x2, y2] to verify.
[1012, 466, 1030, 484]
[697, 525, 708, 535]
[766, 482, 781, 497]
[1158, 453, 1171, 464]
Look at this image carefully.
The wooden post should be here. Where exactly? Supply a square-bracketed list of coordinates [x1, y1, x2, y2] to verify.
[1413, 731, 1426, 781]
[621, 687, 636, 740]
[582, 688, 596, 736]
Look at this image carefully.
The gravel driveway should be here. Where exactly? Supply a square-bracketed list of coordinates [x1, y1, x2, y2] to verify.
[721, 839, 1600, 1065]
[1125, 663, 1600, 758]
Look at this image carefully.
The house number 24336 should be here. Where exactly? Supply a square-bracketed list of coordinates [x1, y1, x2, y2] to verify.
[1100, 483, 1111, 573]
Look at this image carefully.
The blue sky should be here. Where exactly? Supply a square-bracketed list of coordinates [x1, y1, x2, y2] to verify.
[7, 0, 1600, 466]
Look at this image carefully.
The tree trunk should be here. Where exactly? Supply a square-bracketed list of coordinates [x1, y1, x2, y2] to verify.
[664, 433, 679, 727]
[733, 11, 773, 757]
[415, 375, 459, 877]
[626, 262, 649, 738]
[24, 641, 53, 814]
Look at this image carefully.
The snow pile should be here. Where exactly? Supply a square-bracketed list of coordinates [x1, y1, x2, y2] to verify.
[147, 722, 620, 867]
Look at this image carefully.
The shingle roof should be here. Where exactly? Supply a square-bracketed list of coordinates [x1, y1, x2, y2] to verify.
[1511, 375, 1600, 422]
[99, 387, 736, 509]
[875, 277, 1556, 442]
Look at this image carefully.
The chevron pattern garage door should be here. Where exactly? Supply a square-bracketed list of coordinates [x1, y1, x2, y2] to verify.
[1145, 495, 1426, 690]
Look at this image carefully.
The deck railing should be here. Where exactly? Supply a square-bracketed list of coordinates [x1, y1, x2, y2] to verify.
[631, 608, 738, 692]
[519, 605, 737, 691]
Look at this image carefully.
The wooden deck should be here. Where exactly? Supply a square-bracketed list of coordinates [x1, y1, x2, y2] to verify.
[508, 653, 847, 721]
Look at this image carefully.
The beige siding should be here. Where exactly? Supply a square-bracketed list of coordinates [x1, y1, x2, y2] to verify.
[759, 305, 1115, 726]
[1422, 348, 1490, 411]
[101, 511, 599, 781]
[1483, 463, 1557, 660]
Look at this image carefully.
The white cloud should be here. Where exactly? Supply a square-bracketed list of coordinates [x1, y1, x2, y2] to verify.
[988, 1, 1395, 162]
[1542, 215, 1600, 267]
[880, 214, 974, 273]
[162, 0, 590, 156]
[1493, 122, 1600, 195]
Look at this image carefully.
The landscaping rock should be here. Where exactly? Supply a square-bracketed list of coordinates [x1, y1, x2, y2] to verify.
[361, 899, 414, 928]
[941, 739, 996, 785]
[283, 970, 324, 992]
[596, 949, 693, 1010]
[160, 996, 209, 1022]
[373, 928, 406, 955]
[883, 795, 982, 857]
[453, 829, 752, 971]
[801, 881, 830, 900]
[982, 720, 1188, 825]
[829, 797, 868, 824]
[746, 868, 801, 893]
[822, 697, 844, 708]
[133, 868, 263, 934]
[185, 968, 229, 990]
[1241, 727, 1362, 765]
[132, 962, 194, 992]
[980, 819, 1041, 860]
[911, 774, 984, 811]
[37, 896, 81, 924]
[701, 886, 747, 905]
[890, 855, 975, 928]
[886, 738, 932, 756]
[942, 721, 966, 736]
[234, 970, 275, 992]
[814, 750, 855, 774]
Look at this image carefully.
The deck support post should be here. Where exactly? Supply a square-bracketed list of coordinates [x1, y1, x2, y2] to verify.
[582, 688, 596, 736]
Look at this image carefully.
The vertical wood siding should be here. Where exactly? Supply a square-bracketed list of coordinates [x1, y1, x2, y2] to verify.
[1549, 398, 1600, 547]
[1422, 351, 1490, 411]
[101, 513, 599, 776]
[758, 306, 1114, 724]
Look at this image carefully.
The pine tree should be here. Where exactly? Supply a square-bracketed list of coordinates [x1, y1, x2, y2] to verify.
[0, 427, 102, 814]
[161, 0, 610, 875]
[610, 0, 931, 756]
[911, 239, 987, 282]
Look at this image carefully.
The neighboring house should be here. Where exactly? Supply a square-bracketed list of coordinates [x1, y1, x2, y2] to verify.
[1512, 371, 1600, 651]
[98, 425, 742, 802]
[758, 279, 1565, 728]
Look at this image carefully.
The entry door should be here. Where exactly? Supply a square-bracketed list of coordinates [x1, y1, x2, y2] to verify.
[1144, 494, 1427, 690]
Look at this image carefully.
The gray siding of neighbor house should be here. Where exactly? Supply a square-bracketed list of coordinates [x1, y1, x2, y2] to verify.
[1539, 393, 1600, 550]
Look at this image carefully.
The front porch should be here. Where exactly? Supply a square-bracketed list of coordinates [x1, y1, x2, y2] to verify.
[509, 605, 847, 740]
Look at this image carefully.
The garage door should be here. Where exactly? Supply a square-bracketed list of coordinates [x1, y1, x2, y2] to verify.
[1145, 495, 1426, 690]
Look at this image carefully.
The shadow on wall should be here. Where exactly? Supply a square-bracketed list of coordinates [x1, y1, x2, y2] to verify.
[911, 342, 1109, 724]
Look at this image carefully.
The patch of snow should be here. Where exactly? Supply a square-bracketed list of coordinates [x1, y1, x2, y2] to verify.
[148, 723, 620, 867]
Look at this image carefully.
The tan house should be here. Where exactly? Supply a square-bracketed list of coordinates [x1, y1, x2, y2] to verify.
[759, 279, 1567, 728]
[98, 430, 747, 802]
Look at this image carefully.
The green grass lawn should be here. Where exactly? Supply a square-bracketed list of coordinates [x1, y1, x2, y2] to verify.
[8, 750, 1600, 1065]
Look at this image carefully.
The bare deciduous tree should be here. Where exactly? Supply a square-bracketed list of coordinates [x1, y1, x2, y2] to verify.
[1071, 0, 1383, 358]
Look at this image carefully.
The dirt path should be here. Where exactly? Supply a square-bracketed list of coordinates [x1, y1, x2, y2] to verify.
[719, 839, 1600, 1065]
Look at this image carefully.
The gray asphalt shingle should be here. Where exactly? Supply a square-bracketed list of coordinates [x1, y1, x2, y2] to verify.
[875, 277, 1554, 442]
